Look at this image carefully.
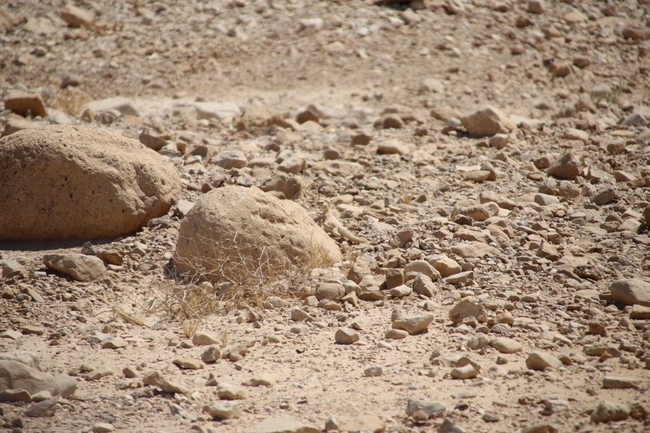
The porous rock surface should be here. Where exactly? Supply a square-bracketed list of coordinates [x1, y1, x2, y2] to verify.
[174, 185, 341, 280]
[0, 125, 181, 241]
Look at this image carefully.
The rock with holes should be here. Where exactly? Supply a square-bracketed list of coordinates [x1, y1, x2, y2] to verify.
[0, 126, 180, 241]
[173, 186, 341, 281]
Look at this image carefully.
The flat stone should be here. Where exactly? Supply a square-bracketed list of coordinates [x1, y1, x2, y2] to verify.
[217, 383, 248, 400]
[0, 389, 32, 402]
[602, 376, 641, 389]
[26, 397, 60, 417]
[43, 254, 107, 282]
[406, 399, 446, 419]
[451, 364, 478, 379]
[242, 374, 276, 388]
[449, 298, 486, 324]
[100, 338, 128, 349]
[207, 401, 241, 420]
[490, 337, 522, 354]
[385, 329, 408, 340]
[249, 416, 319, 433]
[609, 278, 650, 306]
[450, 242, 498, 258]
[173, 358, 204, 370]
[91, 423, 115, 432]
[526, 352, 562, 370]
[391, 314, 434, 335]
[591, 400, 630, 423]
[192, 331, 220, 346]
[339, 414, 386, 433]
[377, 139, 410, 155]
[4, 93, 46, 117]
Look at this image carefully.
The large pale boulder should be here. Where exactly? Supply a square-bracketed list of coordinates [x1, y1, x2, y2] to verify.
[0, 125, 181, 241]
[174, 186, 341, 281]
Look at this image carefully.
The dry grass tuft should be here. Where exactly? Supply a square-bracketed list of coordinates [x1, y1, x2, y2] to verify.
[147, 229, 336, 335]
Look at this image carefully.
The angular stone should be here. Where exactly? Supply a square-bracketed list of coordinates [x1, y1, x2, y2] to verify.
[206, 401, 241, 420]
[526, 352, 562, 370]
[335, 328, 359, 344]
[385, 329, 408, 340]
[460, 106, 515, 136]
[602, 376, 641, 390]
[316, 283, 345, 301]
[547, 152, 581, 180]
[217, 383, 248, 400]
[406, 399, 446, 418]
[451, 364, 478, 379]
[449, 298, 487, 324]
[192, 331, 220, 346]
[213, 150, 247, 169]
[377, 139, 410, 155]
[339, 414, 386, 433]
[451, 242, 498, 258]
[591, 401, 629, 423]
[392, 314, 434, 335]
[173, 358, 204, 370]
[249, 417, 319, 433]
[26, 397, 60, 417]
[43, 254, 106, 282]
[609, 279, 650, 306]
[60, 4, 95, 28]
[413, 274, 435, 297]
[201, 346, 222, 363]
[490, 337, 522, 354]
[242, 374, 276, 388]
[430, 256, 461, 278]
[4, 93, 47, 117]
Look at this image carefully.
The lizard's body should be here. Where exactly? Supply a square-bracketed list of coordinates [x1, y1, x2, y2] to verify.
[316, 202, 367, 244]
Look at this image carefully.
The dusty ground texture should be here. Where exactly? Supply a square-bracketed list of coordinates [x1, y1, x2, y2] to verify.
[2, 0, 650, 432]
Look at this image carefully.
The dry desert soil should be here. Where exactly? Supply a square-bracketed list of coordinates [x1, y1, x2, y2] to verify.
[1, 1, 650, 433]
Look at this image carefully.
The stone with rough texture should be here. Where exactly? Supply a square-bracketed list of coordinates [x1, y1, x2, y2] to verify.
[609, 279, 650, 306]
[26, 397, 60, 417]
[591, 400, 630, 423]
[449, 298, 487, 323]
[174, 186, 341, 281]
[4, 93, 47, 117]
[406, 399, 446, 418]
[335, 328, 359, 344]
[82, 97, 138, 116]
[0, 126, 180, 241]
[60, 4, 95, 28]
[392, 314, 434, 335]
[249, 416, 319, 433]
[235, 106, 285, 131]
[547, 152, 581, 180]
[490, 337, 523, 354]
[207, 401, 241, 420]
[0, 361, 57, 396]
[526, 352, 562, 370]
[339, 414, 386, 433]
[460, 106, 514, 136]
[192, 331, 220, 346]
[43, 254, 106, 282]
